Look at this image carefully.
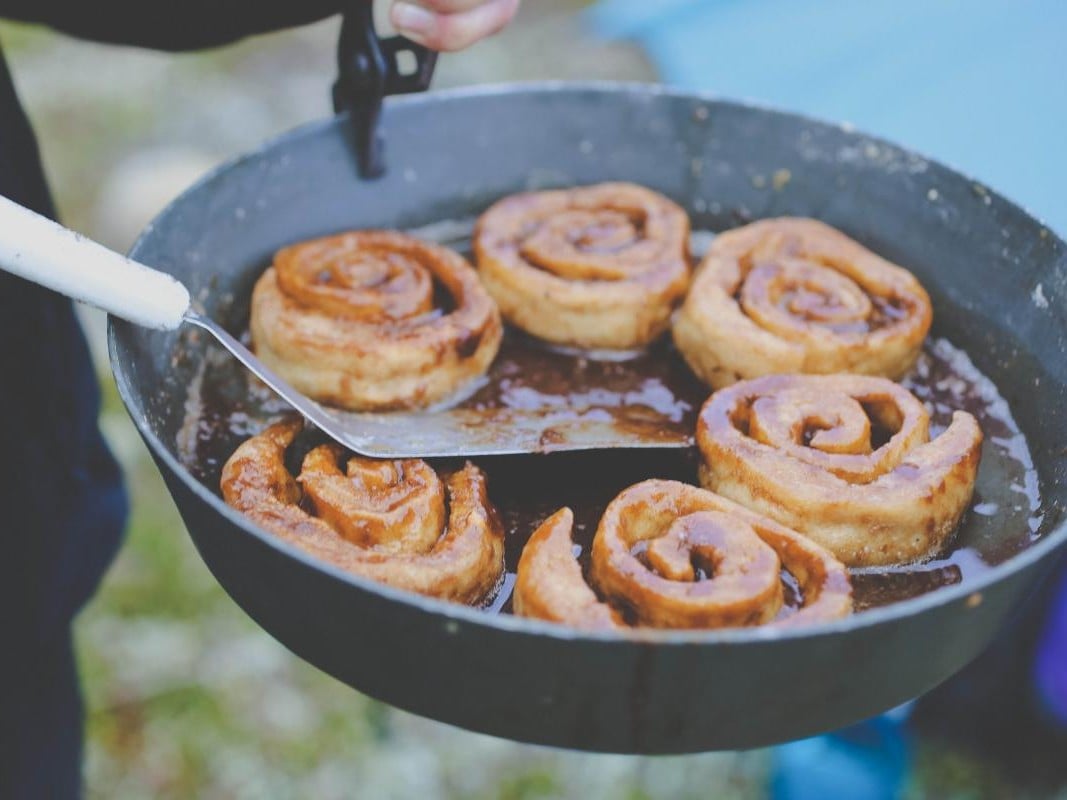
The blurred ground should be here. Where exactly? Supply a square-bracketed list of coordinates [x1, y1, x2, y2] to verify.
[1, 2, 1063, 798]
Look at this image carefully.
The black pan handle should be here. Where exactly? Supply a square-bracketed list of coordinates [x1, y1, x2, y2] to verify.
[332, 1, 439, 179]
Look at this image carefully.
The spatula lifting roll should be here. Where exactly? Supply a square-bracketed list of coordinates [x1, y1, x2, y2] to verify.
[697, 374, 983, 567]
[473, 182, 691, 350]
[250, 230, 502, 411]
[221, 418, 505, 604]
[514, 479, 852, 631]
[673, 218, 932, 388]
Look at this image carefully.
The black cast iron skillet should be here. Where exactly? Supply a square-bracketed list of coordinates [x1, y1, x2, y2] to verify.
[108, 83, 1067, 753]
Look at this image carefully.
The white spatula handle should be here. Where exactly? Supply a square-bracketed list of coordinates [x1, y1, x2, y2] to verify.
[0, 194, 190, 330]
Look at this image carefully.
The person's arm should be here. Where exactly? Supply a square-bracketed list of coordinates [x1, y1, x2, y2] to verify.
[0, 1, 520, 53]
[0, 2, 347, 51]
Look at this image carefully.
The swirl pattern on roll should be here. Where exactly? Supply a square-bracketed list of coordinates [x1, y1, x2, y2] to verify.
[473, 182, 691, 349]
[514, 480, 852, 631]
[251, 231, 502, 410]
[673, 218, 932, 388]
[697, 374, 982, 567]
[220, 418, 505, 603]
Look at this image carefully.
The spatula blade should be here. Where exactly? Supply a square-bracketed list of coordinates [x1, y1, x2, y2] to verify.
[320, 405, 693, 458]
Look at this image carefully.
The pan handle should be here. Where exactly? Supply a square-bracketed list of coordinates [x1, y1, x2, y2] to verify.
[332, 1, 438, 178]
[0, 195, 190, 330]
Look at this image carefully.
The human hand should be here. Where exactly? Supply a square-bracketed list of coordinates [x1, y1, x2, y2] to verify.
[389, 0, 520, 52]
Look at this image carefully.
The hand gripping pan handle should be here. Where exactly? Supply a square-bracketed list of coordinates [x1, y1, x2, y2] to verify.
[0, 194, 190, 330]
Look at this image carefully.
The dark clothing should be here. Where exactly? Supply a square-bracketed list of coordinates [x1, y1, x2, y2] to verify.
[2, 2, 343, 51]
[1, 46, 125, 800]
[0, 5, 340, 796]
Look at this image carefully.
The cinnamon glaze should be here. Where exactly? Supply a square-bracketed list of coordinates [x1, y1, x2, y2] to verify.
[697, 373, 983, 567]
[250, 231, 502, 411]
[674, 218, 932, 388]
[513, 480, 852, 630]
[474, 183, 691, 350]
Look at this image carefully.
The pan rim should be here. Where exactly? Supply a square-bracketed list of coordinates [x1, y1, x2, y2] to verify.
[109, 80, 1067, 647]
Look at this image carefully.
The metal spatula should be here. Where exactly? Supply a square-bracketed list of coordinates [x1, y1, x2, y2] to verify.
[0, 195, 692, 457]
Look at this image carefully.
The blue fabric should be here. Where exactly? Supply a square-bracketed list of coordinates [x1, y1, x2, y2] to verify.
[1035, 565, 1067, 725]
[772, 714, 910, 800]
[588, 0, 1067, 236]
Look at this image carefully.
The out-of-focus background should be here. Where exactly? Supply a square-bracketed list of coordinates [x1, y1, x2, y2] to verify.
[2, 1, 1064, 797]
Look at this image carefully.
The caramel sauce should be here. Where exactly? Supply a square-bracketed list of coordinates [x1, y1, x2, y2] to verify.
[459, 331, 702, 444]
[179, 323, 1042, 619]
[174, 219, 1041, 622]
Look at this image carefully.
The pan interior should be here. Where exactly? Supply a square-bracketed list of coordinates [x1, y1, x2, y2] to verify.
[111, 86, 1067, 633]
[175, 226, 1040, 618]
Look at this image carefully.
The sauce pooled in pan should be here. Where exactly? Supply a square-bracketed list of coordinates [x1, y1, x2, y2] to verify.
[177, 225, 1043, 618]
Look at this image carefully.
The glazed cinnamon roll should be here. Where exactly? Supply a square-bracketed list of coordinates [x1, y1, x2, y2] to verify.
[514, 480, 852, 631]
[220, 418, 504, 603]
[473, 182, 690, 349]
[673, 218, 932, 388]
[250, 231, 502, 410]
[697, 374, 982, 567]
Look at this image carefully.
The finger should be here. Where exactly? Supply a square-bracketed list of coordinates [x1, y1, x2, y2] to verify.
[391, 0, 520, 52]
[402, 0, 491, 12]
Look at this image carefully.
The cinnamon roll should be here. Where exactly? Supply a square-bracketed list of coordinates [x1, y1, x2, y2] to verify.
[220, 418, 504, 603]
[473, 182, 690, 349]
[697, 374, 982, 567]
[250, 231, 502, 411]
[673, 218, 932, 388]
[514, 480, 852, 631]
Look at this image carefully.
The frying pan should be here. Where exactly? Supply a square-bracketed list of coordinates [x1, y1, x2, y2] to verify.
[108, 83, 1067, 753]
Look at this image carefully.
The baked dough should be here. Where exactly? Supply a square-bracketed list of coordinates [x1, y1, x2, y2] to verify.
[221, 418, 505, 603]
[474, 182, 690, 349]
[697, 374, 982, 567]
[674, 218, 931, 388]
[514, 479, 852, 630]
[251, 231, 502, 410]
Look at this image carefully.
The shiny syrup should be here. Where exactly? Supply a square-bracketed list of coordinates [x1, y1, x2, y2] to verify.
[176, 222, 1042, 618]
[178, 326, 1042, 617]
